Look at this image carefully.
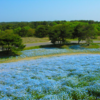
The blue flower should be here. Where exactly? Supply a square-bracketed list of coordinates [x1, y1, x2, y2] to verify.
[0, 54, 100, 99]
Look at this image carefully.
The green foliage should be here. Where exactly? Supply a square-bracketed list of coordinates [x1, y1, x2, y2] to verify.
[27, 28, 35, 36]
[14, 27, 28, 37]
[48, 24, 72, 44]
[72, 23, 87, 43]
[14, 26, 35, 37]
[81, 24, 97, 45]
[93, 23, 100, 35]
[0, 30, 25, 54]
[0, 20, 100, 47]
[14, 27, 21, 35]
[35, 25, 49, 37]
[73, 23, 97, 45]
[49, 22, 57, 26]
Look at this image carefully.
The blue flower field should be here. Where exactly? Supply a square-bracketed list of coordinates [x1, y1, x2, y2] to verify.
[20, 47, 100, 58]
[1, 46, 100, 62]
[0, 54, 100, 99]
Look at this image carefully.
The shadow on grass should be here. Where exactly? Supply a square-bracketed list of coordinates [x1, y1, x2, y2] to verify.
[39, 43, 100, 49]
[0, 51, 19, 59]
[39, 43, 84, 49]
[24, 43, 87, 50]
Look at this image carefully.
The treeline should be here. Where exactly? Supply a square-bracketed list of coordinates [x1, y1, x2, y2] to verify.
[0, 20, 66, 29]
[0, 20, 100, 30]
[0, 20, 100, 37]
[0, 20, 100, 53]
[0, 20, 66, 37]
[49, 23, 97, 46]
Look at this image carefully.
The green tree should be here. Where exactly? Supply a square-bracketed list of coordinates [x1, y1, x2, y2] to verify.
[72, 24, 84, 44]
[49, 25, 60, 44]
[0, 30, 25, 54]
[94, 24, 100, 35]
[82, 24, 97, 45]
[49, 22, 57, 26]
[48, 24, 72, 44]
[73, 24, 97, 45]
[35, 25, 49, 38]
[27, 28, 35, 36]
[14, 26, 30, 37]
[14, 27, 21, 36]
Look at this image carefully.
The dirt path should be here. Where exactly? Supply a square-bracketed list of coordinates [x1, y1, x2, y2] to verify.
[1, 52, 100, 63]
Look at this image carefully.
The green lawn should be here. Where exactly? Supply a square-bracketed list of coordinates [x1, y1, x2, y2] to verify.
[22, 37, 49, 44]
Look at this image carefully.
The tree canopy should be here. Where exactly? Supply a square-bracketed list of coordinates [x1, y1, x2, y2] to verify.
[72, 23, 97, 45]
[34, 25, 49, 38]
[48, 24, 72, 44]
[0, 20, 100, 46]
[0, 30, 25, 54]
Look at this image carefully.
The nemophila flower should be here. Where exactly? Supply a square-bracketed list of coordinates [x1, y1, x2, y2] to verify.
[0, 47, 100, 62]
[69, 45, 84, 49]
[0, 54, 100, 99]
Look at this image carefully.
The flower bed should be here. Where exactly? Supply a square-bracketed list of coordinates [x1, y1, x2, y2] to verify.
[0, 45, 100, 62]
[0, 54, 100, 99]
[20, 47, 100, 58]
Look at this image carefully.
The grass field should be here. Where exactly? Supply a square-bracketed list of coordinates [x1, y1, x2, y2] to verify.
[22, 37, 49, 44]
[21, 36, 100, 44]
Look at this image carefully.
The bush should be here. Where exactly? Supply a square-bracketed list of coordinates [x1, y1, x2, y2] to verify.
[0, 31, 25, 54]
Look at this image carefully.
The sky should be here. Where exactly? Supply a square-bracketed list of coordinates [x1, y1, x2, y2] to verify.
[0, 0, 100, 22]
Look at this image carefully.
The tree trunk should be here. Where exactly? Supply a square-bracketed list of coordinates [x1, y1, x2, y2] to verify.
[2, 45, 4, 51]
[78, 38, 80, 44]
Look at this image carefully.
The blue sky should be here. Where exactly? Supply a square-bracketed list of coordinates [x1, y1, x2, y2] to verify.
[0, 0, 100, 22]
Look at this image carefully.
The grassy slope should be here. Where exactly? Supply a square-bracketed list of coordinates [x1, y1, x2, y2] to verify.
[1, 52, 100, 64]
